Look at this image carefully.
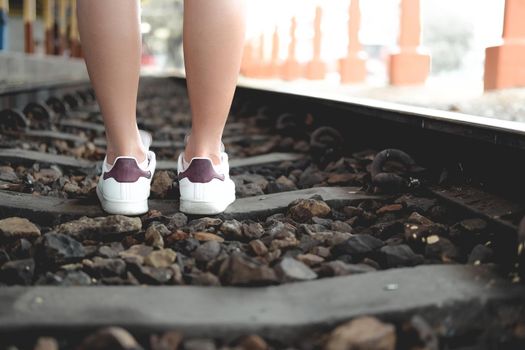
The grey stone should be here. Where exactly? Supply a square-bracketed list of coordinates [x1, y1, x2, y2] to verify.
[194, 241, 221, 263]
[468, 244, 493, 264]
[0, 258, 35, 285]
[276, 257, 318, 282]
[380, 244, 424, 267]
[220, 219, 243, 239]
[36, 233, 86, 264]
[83, 257, 126, 278]
[332, 234, 384, 256]
[242, 221, 264, 240]
[168, 212, 188, 229]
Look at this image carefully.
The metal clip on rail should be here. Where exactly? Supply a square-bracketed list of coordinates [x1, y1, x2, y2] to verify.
[310, 126, 344, 165]
[371, 148, 419, 192]
[0, 109, 29, 131]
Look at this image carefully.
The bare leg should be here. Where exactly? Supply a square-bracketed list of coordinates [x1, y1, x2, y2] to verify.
[183, 0, 246, 165]
[77, 0, 145, 164]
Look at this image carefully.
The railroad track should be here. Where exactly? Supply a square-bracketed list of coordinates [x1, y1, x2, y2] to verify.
[1, 76, 525, 349]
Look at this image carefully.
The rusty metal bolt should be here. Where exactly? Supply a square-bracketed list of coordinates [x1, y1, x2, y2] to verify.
[371, 149, 416, 191]
[0, 109, 30, 131]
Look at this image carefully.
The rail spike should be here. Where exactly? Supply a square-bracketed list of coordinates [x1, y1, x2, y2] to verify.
[371, 148, 419, 192]
[0, 109, 30, 131]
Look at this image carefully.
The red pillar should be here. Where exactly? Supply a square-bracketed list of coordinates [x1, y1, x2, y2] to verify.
[44, 0, 55, 55]
[306, 6, 326, 80]
[339, 0, 367, 84]
[281, 17, 302, 81]
[484, 0, 525, 90]
[23, 0, 35, 54]
[388, 0, 430, 85]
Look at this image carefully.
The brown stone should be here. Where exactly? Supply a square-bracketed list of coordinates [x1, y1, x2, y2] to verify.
[193, 232, 224, 242]
[297, 253, 325, 266]
[376, 204, 403, 215]
[327, 173, 357, 185]
[249, 239, 268, 256]
[145, 226, 164, 249]
[55, 215, 142, 240]
[288, 198, 331, 222]
[219, 253, 277, 286]
[237, 335, 268, 350]
[325, 316, 396, 350]
[79, 327, 141, 350]
[150, 331, 183, 350]
[34, 337, 59, 350]
[0, 217, 41, 240]
[144, 249, 177, 268]
[151, 171, 174, 198]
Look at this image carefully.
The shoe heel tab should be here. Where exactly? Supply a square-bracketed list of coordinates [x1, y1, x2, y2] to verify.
[178, 158, 224, 183]
[103, 157, 152, 183]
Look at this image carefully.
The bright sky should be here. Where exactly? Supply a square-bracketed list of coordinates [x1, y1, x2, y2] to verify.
[246, 0, 506, 62]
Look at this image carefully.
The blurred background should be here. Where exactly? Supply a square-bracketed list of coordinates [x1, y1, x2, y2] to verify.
[1, 0, 524, 122]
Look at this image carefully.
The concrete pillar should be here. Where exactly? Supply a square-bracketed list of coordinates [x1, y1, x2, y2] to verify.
[484, 0, 525, 90]
[339, 0, 367, 84]
[24, 0, 36, 54]
[281, 17, 302, 81]
[388, 0, 430, 85]
[241, 40, 257, 77]
[257, 33, 266, 77]
[69, 0, 81, 57]
[266, 27, 280, 78]
[44, 0, 55, 55]
[306, 6, 326, 80]
[0, 0, 8, 51]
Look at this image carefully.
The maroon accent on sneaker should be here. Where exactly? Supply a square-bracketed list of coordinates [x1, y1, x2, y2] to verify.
[103, 158, 151, 182]
[178, 158, 225, 183]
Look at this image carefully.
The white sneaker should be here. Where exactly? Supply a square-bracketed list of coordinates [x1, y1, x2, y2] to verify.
[177, 141, 236, 215]
[96, 130, 157, 215]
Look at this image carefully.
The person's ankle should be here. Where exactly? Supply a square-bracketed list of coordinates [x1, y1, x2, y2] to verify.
[106, 145, 147, 165]
[184, 134, 222, 165]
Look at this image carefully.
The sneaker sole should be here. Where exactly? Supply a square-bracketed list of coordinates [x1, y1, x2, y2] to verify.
[96, 186, 149, 215]
[179, 196, 235, 215]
